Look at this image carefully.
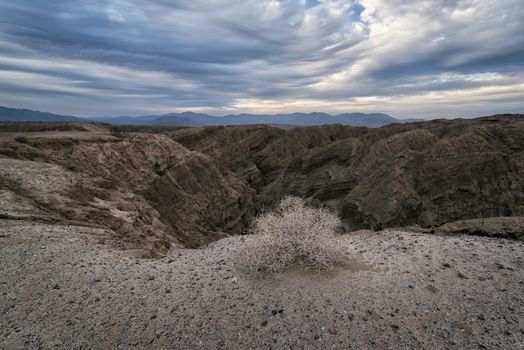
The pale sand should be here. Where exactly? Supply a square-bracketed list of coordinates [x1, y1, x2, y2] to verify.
[1, 220, 523, 349]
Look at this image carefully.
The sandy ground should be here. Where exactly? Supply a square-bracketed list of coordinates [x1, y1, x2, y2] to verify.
[1, 220, 523, 350]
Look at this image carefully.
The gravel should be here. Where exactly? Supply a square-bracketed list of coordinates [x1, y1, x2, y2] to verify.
[1, 220, 523, 349]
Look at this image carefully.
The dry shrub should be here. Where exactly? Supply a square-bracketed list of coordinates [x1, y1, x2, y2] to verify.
[236, 196, 345, 276]
[14, 135, 29, 144]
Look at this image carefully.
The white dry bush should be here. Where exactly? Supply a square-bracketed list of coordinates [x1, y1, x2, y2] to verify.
[236, 196, 346, 276]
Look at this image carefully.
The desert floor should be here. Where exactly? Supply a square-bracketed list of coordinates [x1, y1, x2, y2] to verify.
[1, 219, 523, 349]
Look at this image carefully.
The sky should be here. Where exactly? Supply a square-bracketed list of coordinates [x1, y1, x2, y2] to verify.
[0, 0, 523, 119]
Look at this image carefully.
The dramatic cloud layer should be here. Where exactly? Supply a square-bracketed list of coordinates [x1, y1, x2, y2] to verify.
[0, 0, 523, 118]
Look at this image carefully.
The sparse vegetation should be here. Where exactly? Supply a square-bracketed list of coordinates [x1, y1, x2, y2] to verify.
[109, 127, 127, 138]
[237, 196, 345, 275]
[14, 135, 28, 144]
[109, 125, 188, 135]
[0, 121, 83, 132]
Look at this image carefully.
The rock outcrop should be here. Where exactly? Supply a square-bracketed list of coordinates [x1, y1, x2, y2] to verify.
[170, 115, 524, 232]
[0, 128, 255, 251]
[436, 216, 524, 240]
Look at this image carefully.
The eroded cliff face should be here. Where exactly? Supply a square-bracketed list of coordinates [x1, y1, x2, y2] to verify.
[143, 151, 254, 247]
[0, 130, 255, 252]
[170, 116, 524, 231]
[0, 116, 523, 252]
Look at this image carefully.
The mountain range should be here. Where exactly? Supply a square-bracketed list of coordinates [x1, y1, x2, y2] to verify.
[0, 106, 422, 128]
[0, 106, 82, 122]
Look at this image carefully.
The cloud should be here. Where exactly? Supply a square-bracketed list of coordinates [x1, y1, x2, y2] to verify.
[0, 0, 522, 117]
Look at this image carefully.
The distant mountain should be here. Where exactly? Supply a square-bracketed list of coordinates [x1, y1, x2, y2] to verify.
[148, 112, 216, 126]
[0, 106, 82, 122]
[0, 106, 422, 128]
[90, 115, 160, 125]
[129, 111, 422, 128]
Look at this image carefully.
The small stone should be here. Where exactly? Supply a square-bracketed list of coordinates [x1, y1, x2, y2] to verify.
[148, 276, 155, 281]
[261, 320, 268, 327]
[425, 285, 438, 294]
[457, 272, 468, 279]
[477, 314, 485, 321]
[391, 324, 399, 331]
[442, 263, 451, 268]
[271, 310, 278, 316]
[52, 284, 60, 290]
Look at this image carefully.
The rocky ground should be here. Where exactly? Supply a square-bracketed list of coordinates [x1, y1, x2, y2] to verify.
[1, 220, 523, 349]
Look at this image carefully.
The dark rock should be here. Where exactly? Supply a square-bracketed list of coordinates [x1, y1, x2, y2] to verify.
[457, 272, 468, 279]
[171, 117, 524, 236]
[425, 285, 438, 294]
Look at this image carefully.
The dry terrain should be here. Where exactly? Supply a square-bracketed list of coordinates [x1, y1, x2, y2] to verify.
[1, 220, 523, 349]
[0, 117, 523, 349]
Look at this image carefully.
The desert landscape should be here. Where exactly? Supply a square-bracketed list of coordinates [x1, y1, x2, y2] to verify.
[1, 0, 524, 348]
[1, 116, 523, 349]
